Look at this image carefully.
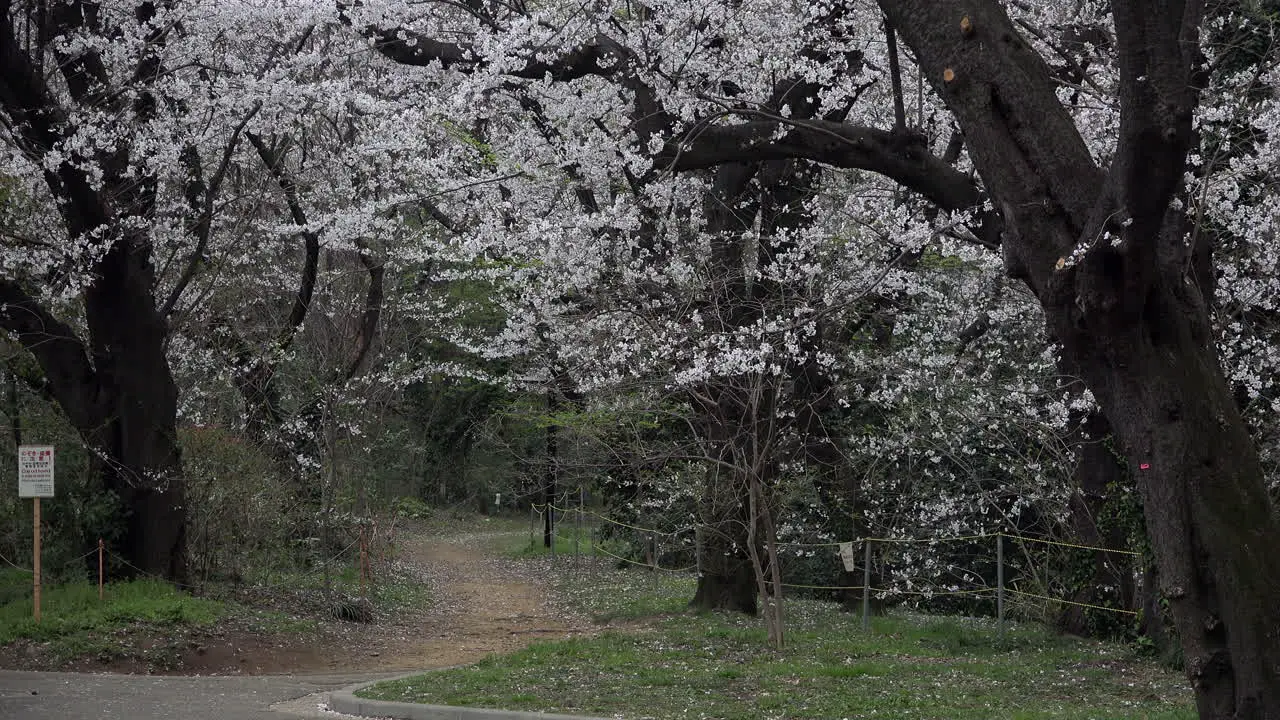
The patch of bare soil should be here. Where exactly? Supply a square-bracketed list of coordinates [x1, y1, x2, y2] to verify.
[0, 526, 591, 676]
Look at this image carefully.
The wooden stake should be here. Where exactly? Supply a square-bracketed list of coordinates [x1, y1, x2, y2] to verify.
[359, 527, 367, 606]
[98, 538, 104, 601]
[33, 497, 41, 623]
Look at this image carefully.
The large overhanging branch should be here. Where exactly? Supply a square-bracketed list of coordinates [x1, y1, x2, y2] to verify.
[0, 8, 113, 238]
[658, 118, 982, 214]
[342, 1, 675, 143]
[878, 0, 1104, 294]
[0, 280, 102, 431]
[47, 0, 115, 109]
[358, 5, 1000, 247]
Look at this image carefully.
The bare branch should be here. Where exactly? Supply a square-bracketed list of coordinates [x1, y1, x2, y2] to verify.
[246, 131, 320, 352]
[163, 101, 263, 317]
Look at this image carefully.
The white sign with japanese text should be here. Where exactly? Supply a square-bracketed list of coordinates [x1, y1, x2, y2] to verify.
[18, 445, 54, 498]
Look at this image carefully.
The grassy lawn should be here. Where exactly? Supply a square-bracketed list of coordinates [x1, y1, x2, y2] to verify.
[0, 556, 426, 665]
[0, 567, 225, 660]
[359, 562, 1195, 720]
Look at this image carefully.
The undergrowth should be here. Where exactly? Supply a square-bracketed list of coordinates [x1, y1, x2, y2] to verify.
[0, 568, 224, 661]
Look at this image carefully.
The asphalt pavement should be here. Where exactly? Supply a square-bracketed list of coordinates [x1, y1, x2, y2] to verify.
[0, 670, 390, 720]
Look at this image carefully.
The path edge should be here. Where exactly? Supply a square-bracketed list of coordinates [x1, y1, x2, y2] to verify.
[326, 671, 611, 720]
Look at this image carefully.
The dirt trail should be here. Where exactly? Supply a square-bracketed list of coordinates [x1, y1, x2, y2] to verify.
[0, 527, 587, 676]
[365, 530, 581, 670]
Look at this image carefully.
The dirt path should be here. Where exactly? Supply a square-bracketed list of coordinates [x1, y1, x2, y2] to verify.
[0, 527, 588, 676]
[353, 530, 582, 671]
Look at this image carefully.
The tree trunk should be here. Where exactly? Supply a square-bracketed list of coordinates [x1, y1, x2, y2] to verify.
[691, 535, 757, 615]
[690, 451, 757, 615]
[1060, 294, 1280, 716]
[1139, 559, 1181, 667]
[86, 240, 188, 583]
[878, 1, 1280, 712]
[0, 4, 186, 583]
[791, 356, 887, 613]
[544, 390, 557, 549]
[1058, 409, 1135, 636]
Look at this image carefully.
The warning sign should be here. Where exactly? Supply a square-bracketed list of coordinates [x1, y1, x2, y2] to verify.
[18, 445, 54, 498]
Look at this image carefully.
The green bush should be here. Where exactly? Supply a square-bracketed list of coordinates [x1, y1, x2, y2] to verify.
[182, 425, 302, 586]
[391, 495, 432, 519]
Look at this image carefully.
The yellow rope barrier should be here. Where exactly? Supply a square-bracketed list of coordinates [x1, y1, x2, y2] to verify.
[1002, 533, 1141, 557]
[558, 505, 693, 538]
[778, 582, 866, 590]
[534, 506, 1143, 614]
[1006, 588, 1138, 616]
[778, 533, 991, 548]
[775, 582, 995, 597]
[590, 541, 697, 574]
[867, 533, 992, 544]
[870, 586, 995, 597]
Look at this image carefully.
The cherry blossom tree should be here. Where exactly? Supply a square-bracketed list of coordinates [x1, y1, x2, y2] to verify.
[6, 0, 1278, 709]
[879, 0, 1280, 713]
[352, 0, 1280, 711]
[0, 0, 458, 579]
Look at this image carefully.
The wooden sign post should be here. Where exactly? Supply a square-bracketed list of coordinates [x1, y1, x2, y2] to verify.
[18, 445, 55, 623]
[33, 497, 40, 622]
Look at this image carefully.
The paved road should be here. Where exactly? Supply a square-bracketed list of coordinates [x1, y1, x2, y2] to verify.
[0, 670, 389, 720]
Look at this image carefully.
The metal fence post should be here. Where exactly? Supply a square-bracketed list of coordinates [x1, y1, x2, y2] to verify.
[574, 488, 582, 568]
[997, 532, 1005, 643]
[861, 538, 872, 631]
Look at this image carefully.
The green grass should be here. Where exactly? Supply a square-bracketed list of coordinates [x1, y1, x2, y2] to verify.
[358, 562, 1195, 720]
[0, 568, 224, 659]
[554, 564, 694, 622]
[507, 524, 607, 559]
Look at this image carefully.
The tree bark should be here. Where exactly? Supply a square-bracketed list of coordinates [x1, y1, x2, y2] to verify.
[880, 1, 1280, 714]
[86, 240, 187, 582]
[543, 390, 558, 549]
[690, 450, 758, 615]
[1069, 299, 1280, 715]
[792, 356, 885, 613]
[0, 3, 187, 582]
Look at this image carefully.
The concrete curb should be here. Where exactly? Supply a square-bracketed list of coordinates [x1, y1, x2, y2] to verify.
[326, 672, 611, 720]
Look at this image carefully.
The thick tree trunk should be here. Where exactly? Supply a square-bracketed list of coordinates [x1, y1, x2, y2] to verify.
[691, 529, 757, 615]
[1060, 296, 1280, 716]
[0, 3, 186, 583]
[1139, 559, 1181, 666]
[877, 2, 1280, 713]
[86, 241, 188, 583]
[791, 358, 884, 613]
